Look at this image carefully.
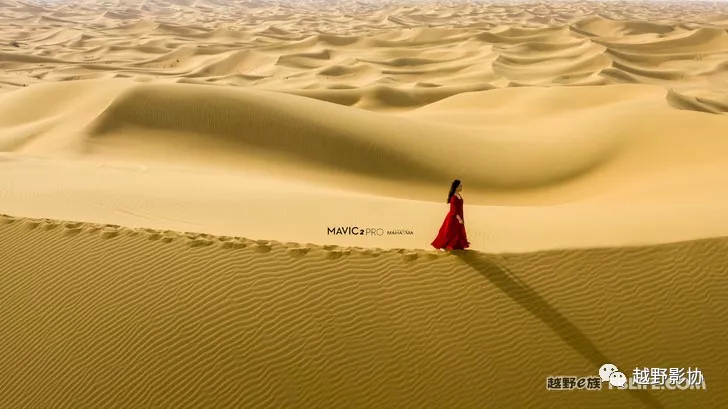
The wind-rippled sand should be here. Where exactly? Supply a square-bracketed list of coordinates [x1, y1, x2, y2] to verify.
[1, 215, 726, 408]
[1, 0, 728, 407]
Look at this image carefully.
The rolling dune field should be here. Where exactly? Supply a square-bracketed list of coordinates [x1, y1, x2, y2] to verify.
[1, 0, 728, 408]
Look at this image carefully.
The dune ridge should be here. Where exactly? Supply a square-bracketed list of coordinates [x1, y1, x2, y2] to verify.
[2, 79, 728, 255]
[1, 213, 727, 408]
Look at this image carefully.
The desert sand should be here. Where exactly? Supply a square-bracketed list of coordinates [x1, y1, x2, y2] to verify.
[1, 0, 728, 407]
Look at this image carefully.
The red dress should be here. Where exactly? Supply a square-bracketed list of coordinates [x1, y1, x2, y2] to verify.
[432, 194, 470, 250]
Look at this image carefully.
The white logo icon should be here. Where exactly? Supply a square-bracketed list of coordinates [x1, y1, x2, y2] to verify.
[609, 371, 627, 388]
[599, 363, 619, 382]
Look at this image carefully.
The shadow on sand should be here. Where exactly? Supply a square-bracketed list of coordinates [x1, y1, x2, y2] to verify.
[453, 250, 663, 409]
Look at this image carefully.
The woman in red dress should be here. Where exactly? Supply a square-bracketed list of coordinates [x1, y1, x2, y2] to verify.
[432, 179, 470, 250]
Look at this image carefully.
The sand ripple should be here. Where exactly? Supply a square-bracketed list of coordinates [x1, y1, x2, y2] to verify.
[1, 214, 727, 407]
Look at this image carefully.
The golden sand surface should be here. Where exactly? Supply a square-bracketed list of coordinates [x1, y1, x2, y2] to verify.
[1, 214, 726, 408]
[1, 0, 728, 407]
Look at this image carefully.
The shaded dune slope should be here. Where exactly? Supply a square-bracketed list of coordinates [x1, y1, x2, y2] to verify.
[0, 214, 726, 408]
[2, 79, 728, 204]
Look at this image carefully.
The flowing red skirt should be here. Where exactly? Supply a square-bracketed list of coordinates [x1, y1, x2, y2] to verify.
[431, 215, 470, 250]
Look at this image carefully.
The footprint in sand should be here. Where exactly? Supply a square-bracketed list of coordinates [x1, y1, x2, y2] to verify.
[287, 247, 311, 257]
[0, 215, 17, 224]
[63, 226, 83, 237]
[252, 242, 272, 253]
[221, 240, 246, 249]
[100, 227, 120, 239]
[42, 220, 60, 230]
[187, 238, 215, 248]
[325, 248, 351, 259]
[401, 251, 419, 262]
[24, 220, 41, 230]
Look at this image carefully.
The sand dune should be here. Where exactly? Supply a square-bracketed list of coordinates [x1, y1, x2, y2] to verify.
[2, 79, 728, 253]
[0, 214, 726, 408]
[2, 0, 728, 407]
[2, 0, 728, 107]
[3, 79, 728, 193]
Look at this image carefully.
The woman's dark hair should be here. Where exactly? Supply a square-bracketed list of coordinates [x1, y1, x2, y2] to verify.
[447, 179, 461, 203]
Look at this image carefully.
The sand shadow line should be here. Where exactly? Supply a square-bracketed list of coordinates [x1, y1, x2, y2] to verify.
[453, 250, 663, 409]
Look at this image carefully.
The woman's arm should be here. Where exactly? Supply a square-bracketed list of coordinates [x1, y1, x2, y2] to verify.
[449, 198, 458, 219]
[452, 197, 464, 224]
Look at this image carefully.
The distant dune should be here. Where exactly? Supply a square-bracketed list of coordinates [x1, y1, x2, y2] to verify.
[1, 0, 728, 408]
[3, 78, 728, 252]
[2, 0, 728, 112]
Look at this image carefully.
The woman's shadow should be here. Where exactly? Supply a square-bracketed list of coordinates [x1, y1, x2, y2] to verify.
[452, 250, 663, 409]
